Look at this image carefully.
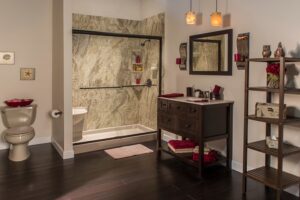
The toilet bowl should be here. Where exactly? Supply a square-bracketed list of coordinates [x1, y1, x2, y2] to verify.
[0, 105, 37, 162]
[72, 107, 87, 142]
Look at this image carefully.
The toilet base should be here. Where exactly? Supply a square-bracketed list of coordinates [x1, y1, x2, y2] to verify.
[8, 143, 30, 162]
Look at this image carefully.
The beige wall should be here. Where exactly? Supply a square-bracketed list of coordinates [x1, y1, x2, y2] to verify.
[0, 0, 52, 149]
[52, 0, 74, 159]
[72, 0, 142, 20]
[143, 0, 300, 196]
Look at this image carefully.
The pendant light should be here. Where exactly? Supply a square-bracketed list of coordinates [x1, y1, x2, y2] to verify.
[210, 0, 222, 27]
[185, 0, 196, 25]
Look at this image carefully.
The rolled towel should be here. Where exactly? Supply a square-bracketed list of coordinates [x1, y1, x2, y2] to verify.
[159, 93, 184, 98]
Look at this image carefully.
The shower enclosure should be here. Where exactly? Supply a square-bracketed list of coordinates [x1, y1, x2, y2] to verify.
[72, 29, 162, 145]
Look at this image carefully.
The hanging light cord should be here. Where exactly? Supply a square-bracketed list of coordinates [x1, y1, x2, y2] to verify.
[215, 0, 218, 12]
[190, 0, 192, 11]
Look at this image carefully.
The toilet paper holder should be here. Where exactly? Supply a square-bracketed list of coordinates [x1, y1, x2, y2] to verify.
[50, 110, 63, 119]
[54, 111, 63, 115]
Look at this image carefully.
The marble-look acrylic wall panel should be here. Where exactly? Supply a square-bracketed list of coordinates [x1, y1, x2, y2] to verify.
[72, 13, 164, 131]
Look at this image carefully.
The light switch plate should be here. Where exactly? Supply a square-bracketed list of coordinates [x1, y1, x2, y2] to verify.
[20, 68, 35, 80]
[0, 52, 15, 65]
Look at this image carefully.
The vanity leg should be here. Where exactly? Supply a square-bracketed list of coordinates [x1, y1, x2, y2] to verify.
[197, 140, 204, 179]
[226, 104, 233, 170]
[157, 129, 162, 160]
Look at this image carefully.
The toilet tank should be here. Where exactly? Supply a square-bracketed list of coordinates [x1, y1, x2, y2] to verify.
[0, 105, 37, 128]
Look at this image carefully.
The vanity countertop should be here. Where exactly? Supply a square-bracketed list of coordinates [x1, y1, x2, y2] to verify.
[158, 96, 234, 106]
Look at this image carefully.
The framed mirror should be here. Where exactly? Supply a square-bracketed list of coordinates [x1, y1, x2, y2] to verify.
[189, 29, 233, 75]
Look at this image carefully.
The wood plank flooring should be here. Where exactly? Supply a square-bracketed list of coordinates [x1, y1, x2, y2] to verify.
[0, 142, 297, 200]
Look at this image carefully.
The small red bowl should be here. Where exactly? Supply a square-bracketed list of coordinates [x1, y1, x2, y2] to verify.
[4, 99, 34, 107]
[5, 99, 22, 107]
[20, 99, 34, 107]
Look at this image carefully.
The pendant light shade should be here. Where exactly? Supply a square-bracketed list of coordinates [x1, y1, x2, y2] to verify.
[186, 0, 196, 25]
[210, 12, 222, 26]
[186, 11, 196, 25]
[210, 0, 222, 27]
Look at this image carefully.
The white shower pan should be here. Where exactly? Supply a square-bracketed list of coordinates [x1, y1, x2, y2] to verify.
[73, 124, 155, 144]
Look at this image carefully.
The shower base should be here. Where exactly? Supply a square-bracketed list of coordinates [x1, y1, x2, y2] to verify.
[73, 124, 156, 144]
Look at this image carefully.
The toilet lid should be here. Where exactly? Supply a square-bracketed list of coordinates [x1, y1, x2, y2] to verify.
[4, 126, 34, 135]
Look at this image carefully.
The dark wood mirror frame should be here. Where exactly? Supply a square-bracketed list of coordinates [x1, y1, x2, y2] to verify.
[189, 29, 233, 76]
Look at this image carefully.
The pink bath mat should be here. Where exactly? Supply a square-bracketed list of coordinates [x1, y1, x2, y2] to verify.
[104, 144, 153, 159]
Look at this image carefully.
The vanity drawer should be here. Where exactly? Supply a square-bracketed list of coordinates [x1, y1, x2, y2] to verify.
[168, 101, 188, 114]
[186, 104, 199, 117]
[158, 99, 188, 114]
[178, 117, 199, 139]
[158, 99, 171, 112]
[158, 113, 178, 132]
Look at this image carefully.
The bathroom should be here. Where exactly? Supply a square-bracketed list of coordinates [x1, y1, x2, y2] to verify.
[71, 13, 164, 152]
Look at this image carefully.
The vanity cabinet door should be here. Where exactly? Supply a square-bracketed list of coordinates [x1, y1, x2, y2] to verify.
[203, 105, 228, 137]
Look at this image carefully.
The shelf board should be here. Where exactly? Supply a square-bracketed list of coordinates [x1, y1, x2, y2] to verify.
[247, 115, 300, 125]
[245, 166, 300, 189]
[248, 87, 300, 94]
[247, 140, 300, 157]
[249, 57, 300, 63]
[159, 146, 226, 168]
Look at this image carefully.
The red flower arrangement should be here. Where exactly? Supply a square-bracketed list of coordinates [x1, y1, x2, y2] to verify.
[266, 63, 280, 75]
[266, 63, 280, 88]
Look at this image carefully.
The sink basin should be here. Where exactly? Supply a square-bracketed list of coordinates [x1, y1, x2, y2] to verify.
[186, 97, 209, 102]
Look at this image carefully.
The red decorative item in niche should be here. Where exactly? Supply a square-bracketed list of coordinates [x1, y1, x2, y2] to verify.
[135, 78, 141, 85]
[135, 55, 141, 64]
[176, 58, 182, 65]
[4, 99, 34, 107]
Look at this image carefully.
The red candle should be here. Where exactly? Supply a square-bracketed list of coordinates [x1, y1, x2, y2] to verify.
[135, 78, 141, 85]
[234, 53, 241, 62]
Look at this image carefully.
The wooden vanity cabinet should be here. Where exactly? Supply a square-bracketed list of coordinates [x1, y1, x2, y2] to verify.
[157, 97, 234, 178]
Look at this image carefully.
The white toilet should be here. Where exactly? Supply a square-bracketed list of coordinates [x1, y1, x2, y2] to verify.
[0, 104, 37, 162]
[73, 107, 88, 142]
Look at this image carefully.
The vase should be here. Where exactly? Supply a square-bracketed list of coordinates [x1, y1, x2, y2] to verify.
[262, 45, 272, 58]
[267, 73, 279, 88]
[274, 42, 285, 58]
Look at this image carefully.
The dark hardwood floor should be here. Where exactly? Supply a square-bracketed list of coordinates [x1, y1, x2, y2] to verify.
[0, 142, 297, 200]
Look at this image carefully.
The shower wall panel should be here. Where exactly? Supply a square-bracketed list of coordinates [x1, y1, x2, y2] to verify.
[72, 13, 164, 131]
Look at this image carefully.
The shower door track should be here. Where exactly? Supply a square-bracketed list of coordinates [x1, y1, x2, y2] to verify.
[73, 130, 157, 146]
[72, 29, 163, 95]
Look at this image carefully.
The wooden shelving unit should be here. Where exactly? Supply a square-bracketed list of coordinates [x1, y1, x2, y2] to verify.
[243, 57, 300, 200]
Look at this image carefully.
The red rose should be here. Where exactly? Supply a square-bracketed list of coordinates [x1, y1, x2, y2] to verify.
[266, 63, 280, 75]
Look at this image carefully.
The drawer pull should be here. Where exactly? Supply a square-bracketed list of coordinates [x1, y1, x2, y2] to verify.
[177, 106, 181, 110]
[191, 109, 197, 113]
[167, 119, 172, 122]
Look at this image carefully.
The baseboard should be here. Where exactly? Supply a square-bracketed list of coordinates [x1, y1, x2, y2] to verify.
[51, 138, 74, 159]
[0, 136, 51, 150]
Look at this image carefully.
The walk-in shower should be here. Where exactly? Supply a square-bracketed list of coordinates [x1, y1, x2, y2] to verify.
[72, 29, 162, 146]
